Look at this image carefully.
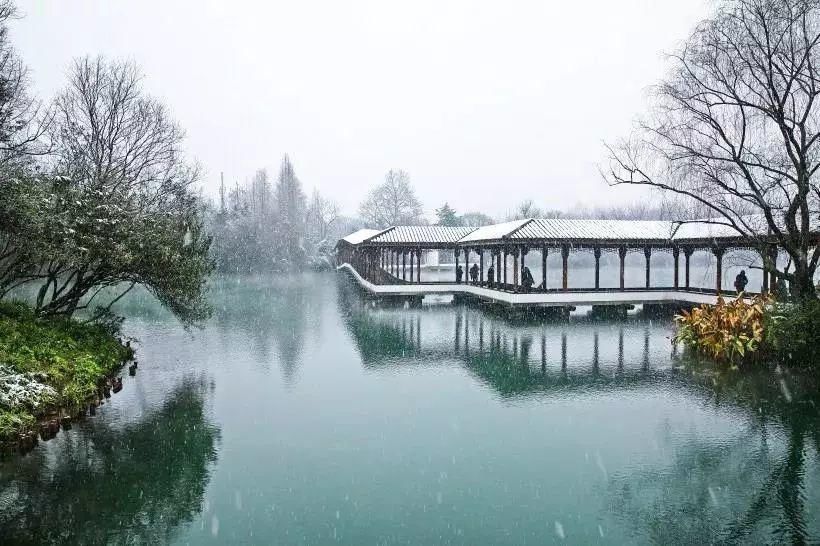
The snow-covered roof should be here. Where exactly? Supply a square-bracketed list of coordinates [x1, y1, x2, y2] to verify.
[458, 219, 530, 243]
[670, 220, 746, 241]
[340, 214, 820, 248]
[340, 229, 385, 245]
[511, 219, 675, 242]
[367, 225, 477, 245]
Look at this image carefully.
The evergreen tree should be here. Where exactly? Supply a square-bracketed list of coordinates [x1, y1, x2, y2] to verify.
[435, 203, 460, 226]
[274, 155, 306, 267]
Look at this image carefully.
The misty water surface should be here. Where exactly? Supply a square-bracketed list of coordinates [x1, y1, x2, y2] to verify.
[0, 271, 818, 545]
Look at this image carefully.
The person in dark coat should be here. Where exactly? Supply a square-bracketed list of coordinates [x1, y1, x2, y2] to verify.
[734, 270, 748, 293]
[521, 266, 534, 292]
[469, 263, 479, 284]
[487, 264, 495, 288]
[456, 265, 463, 284]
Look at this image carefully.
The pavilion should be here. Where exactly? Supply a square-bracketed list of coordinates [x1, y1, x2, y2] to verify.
[336, 217, 818, 302]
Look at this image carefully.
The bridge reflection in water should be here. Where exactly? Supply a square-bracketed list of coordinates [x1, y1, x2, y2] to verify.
[338, 279, 820, 544]
[340, 282, 678, 398]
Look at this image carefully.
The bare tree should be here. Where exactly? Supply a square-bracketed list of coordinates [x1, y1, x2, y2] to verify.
[606, 0, 820, 299]
[0, 0, 48, 160]
[306, 189, 339, 242]
[460, 211, 496, 226]
[505, 199, 546, 221]
[359, 169, 425, 228]
[18, 56, 212, 322]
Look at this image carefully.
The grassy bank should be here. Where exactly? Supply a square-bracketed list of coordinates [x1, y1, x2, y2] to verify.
[0, 301, 133, 446]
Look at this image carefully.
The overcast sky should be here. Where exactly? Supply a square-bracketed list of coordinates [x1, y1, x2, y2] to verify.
[16, 0, 711, 219]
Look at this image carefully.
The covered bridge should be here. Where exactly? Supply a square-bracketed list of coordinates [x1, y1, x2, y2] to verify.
[336, 217, 817, 298]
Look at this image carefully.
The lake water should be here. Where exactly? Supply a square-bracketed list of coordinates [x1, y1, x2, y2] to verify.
[1, 272, 819, 545]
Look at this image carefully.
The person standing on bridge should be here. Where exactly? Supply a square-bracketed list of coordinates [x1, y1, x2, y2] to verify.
[487, 263, 495, 288]
[456, 264, 463, 284]
[469, 263, 479, 285]
[521, 265, 534, 292]
[734, 270, 748, 293]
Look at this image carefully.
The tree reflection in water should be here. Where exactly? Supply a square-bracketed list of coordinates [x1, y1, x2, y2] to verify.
[0, 375, 220, 545]
[339, 283, 820, 544]
[210, 274, 326, 384]
[610, 364, 820, 545]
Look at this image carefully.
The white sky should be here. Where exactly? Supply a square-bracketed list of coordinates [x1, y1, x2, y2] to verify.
[16, 0, 710, 219]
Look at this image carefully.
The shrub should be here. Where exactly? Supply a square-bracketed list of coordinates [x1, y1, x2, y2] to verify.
[674, 295, 768, 364]
[764, 299, 820, 366]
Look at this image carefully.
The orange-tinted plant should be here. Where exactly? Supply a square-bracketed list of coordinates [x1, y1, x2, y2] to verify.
[674, 294, 771, 364]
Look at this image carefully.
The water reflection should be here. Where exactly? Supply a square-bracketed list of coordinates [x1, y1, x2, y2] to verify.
[339, 280, 819, 544]
[340, 284, 675, 398]
[210, 275, 326, 384]
[0, 375, 220, 545]
[610, 364, 820, 545]
[2, 274, 817, 544]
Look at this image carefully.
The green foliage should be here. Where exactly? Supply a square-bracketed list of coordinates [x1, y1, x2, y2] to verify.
[0, 56, 213, 326]
[0, 410, 34, 440]
[674, 295, 768, 364]
[675, 295, 820, 368]
[0, 301, 132, 442]
[764, 299, 820, 366]
[435, 202, 460, 226]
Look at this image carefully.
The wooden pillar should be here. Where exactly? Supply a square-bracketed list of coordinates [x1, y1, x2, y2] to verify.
[672, 246, 680, 289]
[714, 247, 724, 293]
[684, 248, 692, 289]
[417, 249, 422, 283]
[618, 247, 627, 289]
[644, 246, 652, 289]
[497, 250, 502, 285]
[465, 248, 470, 284]
[479, 249, 484, 284]
[454, 248, 460, 283]
[409, 248, 414, 282]
[594, 247, 601, 289]
[561, 245, 569, 290]
[504, 247, 507, 288]
[402, 250, 406, 280]
[541, 246, 547, 291]
[513, 247, 520, 286]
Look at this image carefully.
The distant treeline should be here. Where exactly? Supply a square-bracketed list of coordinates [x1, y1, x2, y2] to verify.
[204, 156, 357, 273]
[205, 162, 707, 275]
